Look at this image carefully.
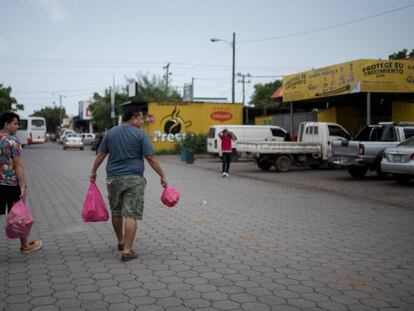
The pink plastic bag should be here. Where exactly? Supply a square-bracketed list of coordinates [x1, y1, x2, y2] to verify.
[82, 183, 109, 222]
[161, 187, 180, 208]
[5, 199, 34, 239]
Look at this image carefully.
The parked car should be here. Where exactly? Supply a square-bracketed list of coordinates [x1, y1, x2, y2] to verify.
[58, 129, 75, 144]
[331, 122, 414, 178]
[381, 136, 414, 184]
[63, 133, 84, 150]
[81, 133, 96, 145]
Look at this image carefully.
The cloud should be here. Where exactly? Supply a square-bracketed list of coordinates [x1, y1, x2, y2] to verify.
[31, 0, 67, 22]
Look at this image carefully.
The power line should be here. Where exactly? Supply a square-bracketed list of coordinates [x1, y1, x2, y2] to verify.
[0, 56, 168, 65]
[1, 71, 118, 76]
[12, 87, 109, 95]
[249, 74, 284, 78]
[239, 3, 414, 43]
[0, 56, 287, 71]
[175, 45, 229, 76]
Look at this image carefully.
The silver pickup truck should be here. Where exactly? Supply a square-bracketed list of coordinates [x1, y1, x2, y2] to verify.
[331, 123, 414, 178]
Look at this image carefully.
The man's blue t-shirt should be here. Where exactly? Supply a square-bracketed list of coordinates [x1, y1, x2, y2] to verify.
[98, 124, 154, 177]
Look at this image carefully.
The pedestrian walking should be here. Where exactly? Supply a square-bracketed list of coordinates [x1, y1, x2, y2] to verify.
[219, 128, 237, 177]
[0, 112, 42, 253]
[89, 106, 168, 262]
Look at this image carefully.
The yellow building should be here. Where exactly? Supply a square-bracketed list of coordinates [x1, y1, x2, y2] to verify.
[280, 59, 414, 134]
[138, 102, 243, 151]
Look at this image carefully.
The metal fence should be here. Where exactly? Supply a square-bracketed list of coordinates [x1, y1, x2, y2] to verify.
[271, 111, 317, 133]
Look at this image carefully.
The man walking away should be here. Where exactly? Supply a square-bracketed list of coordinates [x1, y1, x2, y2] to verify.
[0, 112, 42, 253]
[218, 128, 237, 177]
[89, 106, 168, 262]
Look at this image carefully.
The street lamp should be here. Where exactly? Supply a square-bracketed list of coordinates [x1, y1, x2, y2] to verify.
[210, 32, 236, 103]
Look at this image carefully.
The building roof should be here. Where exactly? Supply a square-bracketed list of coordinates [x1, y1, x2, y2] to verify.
[271, 85, 283, 99]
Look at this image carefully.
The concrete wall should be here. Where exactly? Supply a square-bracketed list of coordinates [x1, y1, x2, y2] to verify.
[143, 102, 243, 151]
[392, 101, 414, 123]
[255, 115, 272, 125]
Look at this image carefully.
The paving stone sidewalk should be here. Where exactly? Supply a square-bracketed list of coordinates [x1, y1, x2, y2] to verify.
[1, 144, 413, 311]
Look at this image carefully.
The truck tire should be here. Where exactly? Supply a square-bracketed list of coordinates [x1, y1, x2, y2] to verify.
[375, 151, 387, 178]
[275, 155, 292, 172]
[347, 166, 368, 178]
[394, 174, 411, 185]
[375, 165, 387, 178]
[257, 158, 272, 171]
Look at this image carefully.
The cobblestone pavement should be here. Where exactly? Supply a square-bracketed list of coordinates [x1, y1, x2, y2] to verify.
[1, 143, 413, 311]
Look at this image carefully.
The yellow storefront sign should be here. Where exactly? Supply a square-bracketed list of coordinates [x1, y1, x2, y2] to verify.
[142, 102, 243, 151]
[283, 59, 414, 102]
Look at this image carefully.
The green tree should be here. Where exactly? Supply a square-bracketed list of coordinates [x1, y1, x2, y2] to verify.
[89, 89, 129, 132]
[388, 48, 414, 60]
[31, 106, 66, 133]
[127, 72, 182, 102]
[249, 80, 282, 108]
[0, 84, 24, 114]
[90, 73, 182, 132]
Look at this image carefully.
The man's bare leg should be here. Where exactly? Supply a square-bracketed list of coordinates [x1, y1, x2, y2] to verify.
[112, 214, 124, 245]
[123, 218, 137, 254]
[20, 237, 27, 248]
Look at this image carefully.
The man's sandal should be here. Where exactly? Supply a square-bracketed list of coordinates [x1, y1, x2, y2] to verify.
[21, 240, 43, 254]
[121, 250, 138, 262]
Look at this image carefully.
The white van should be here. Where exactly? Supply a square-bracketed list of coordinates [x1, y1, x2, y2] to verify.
[17, 117, 47, 146]
[207, 125, 288, 155]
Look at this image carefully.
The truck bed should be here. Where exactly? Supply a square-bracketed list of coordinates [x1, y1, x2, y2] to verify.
[237, 140, 322, 155]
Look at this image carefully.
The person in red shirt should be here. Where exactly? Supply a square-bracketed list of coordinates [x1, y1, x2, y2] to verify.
[218, 128, 237, 177]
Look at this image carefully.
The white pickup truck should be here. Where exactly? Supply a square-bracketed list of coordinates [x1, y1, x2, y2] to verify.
[236, 122, 351, 172]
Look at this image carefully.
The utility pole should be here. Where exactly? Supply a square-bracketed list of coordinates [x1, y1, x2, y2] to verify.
[163, 63, 170, 92]
[210, 32, 236, 103]
[232, 32, 236, 103]
[191, 77, 194, 101]
[111, 76, 116, 126]
[59, 94, 64, 127]
[237, 73, 251, 106]
[237, 73, 251, 124]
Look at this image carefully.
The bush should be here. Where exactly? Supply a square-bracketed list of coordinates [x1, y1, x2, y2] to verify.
[177, 133, 207, 154]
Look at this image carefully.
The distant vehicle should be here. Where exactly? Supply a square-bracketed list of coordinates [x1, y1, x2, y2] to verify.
[91, 133, 104, 154]
[236, 122, 351, 172]
[16, 117, 47, 147]
[63, 133, 84, 150]
[58, 129, 75, 144]
[381, 136, 414, 184]
[81, 133, 95, 145]
[207, 125, 289, 160]
[331, 122, 414, 178]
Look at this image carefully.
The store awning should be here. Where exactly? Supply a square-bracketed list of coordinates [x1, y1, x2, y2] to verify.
[271, 86, 283, 99]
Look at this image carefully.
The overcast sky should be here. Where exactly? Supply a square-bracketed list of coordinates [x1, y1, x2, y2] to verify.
[1, 0, 413, 117]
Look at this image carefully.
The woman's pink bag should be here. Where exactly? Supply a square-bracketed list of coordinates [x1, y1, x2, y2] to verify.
[161, 187, 180, 208]
[82, 183, 109, 222]
[5, 199, 34, 239]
